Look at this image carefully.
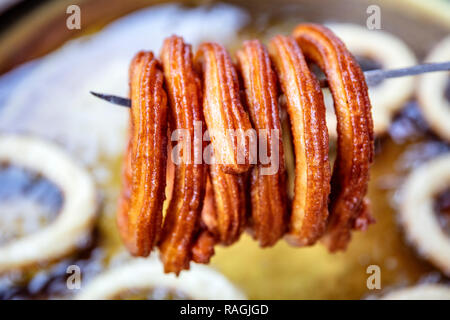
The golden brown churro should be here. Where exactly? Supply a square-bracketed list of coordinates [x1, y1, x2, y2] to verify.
[207, 165, 247, 245]
[195, 42, 253, 174]
[198, 175, 219, 236]
[236, 40, 287, 247]
[194, 43, 250, 246]
[270, 35, 331, 247]
[117, 51, 168, 256]
[158, 36, 206, 274]
[190, 176, 218, 264]
[293, 24, 374, 251]
[191, 230, 217, 264]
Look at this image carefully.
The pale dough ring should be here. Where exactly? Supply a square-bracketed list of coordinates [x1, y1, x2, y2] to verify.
[325, 23, 417, 137]
[399, 153, 450, 276]
[0, 135, 97, 272]
[381, 284, 450, 300]
[417, 35, 450, 142]
[76, 258, 246, 300]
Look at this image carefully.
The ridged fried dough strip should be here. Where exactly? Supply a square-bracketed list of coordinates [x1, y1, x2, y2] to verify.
[117, 129, 132, 252]
[269, 35, 331, 246]
[194, 43, 249, 245]
[199, 175, 219, 235]
[191, 230, 216, 264]
[190, 175, 218, 264]
[190, 166, 245, 255]
[195, 43, 253, 174]
[293, 24, 374, 251]
[158, 36, 206, 274]
[207, 165, 247, 245]
[236, 40, 287, 247]
[117, 51, 168, 256]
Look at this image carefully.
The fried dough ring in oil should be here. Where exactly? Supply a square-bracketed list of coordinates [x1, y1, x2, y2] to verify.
[0, 135, 97, 272]
[117, 51, 168, 257]
[381, 284, 450, 300]
[195, 43, 253, 175]
[76, 258, 246, 300]
[293, 24, 374, 251]
[269, 35, 331, 247]
[324, 23, 417, 137]
[417, 35, 450, 142]
[158, 36, 206, 274]
[236, 40, 287, 247]
[399, 154, 450, 276]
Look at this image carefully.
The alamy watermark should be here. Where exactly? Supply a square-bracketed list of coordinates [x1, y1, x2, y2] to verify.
[66, 264, 81, 290]
[366, 264, 381, 290]
[366, 5, 381, 30]
[66, 5, 81, 30]
[170, 122, 280, 175]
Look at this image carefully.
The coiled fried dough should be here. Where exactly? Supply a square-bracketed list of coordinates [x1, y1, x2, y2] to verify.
[293, 24, 374, 251]
[117, 51, 168, 256]
[207, 165, 247, 245]
[195, 42, 253, 174]
[270, 35, 331, 247]
[236, 40, 287, 247]
[191, 230, 217, 264]
[157, 36, 206, 274]
[195, 43, 249, 245]
[117, 23, 375, 272]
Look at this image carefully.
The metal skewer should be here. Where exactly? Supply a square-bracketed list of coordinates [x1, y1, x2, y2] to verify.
[91, 61, 450, 107]
[90, 91, 131, 107]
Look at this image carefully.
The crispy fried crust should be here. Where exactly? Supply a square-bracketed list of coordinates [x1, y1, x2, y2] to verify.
[194, 42, 249, 245]
[195, 42, 253, 174]
[236, 40, 287, 247]
[158, 36, 206, 274]
[293, 24, 374, 251]
[190, 175, 218, 264]
[199, 174, 219, 235]
[191, 230, 216, 264]
[207, 165, 247, 245]
[269, 35, 331, 247]
[117, 51, 168, 256]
